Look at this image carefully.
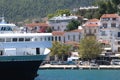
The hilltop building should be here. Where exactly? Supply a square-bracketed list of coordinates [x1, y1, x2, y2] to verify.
[47, 14, 78, 31]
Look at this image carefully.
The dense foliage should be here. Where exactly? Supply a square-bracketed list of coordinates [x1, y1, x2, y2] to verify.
[0, 0, 97, 22]
[77, 0, 120, 19]
[66, 19, 81, 31]
[50, 41, 71, 61]
[78, 36, 102, 60]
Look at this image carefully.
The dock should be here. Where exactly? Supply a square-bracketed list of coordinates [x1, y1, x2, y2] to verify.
[39, 64, 120, 70]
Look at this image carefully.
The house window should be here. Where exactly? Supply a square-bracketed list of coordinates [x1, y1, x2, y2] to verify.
[118, 47, 120, 52]
[55, 36, 57, 41]
[89, 29, 92, 34]
[58, 26, 60, 30]
[68, 35, 70, 40]
[118, 41, 120, 45]
[73, 35, 75, 41]
[101, 31, 106, 36]
[64, 36, 65, 42]
[52, 27, 54, 30]
[103, 23, 107, 28]
[118, 32, 120, 37]
[58, 36, 61, 41]
[112, 18, 116, 21]
[111, 23, 116, 28]
[94, 29, 96, 33]
[79, 34, 81, 40]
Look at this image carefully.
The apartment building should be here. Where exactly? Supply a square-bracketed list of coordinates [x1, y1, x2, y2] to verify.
[98, 14, 120, 55]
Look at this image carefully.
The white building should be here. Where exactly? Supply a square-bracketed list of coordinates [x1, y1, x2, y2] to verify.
[52, 29, 84, 46]
[98, 14, 120, 55]
[83, 18, 100, 36]
[47, 15, 78, 31]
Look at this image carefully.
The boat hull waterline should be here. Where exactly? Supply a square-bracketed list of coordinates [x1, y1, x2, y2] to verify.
[0, 55, 46, 80]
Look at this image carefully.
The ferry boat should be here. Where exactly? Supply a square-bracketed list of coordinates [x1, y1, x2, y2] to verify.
[0, 18, 52, 80]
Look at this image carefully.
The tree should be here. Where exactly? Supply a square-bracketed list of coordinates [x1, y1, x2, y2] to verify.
[111, 0, 120, 5]
[47, 9, 71, 19]
[106, 1, 116, 13]
[66, 19, 80, 31]
[55, 9, 71, 16]
[50, 41, 71, 61]
[97, 1, 107, 14]
[78, 36, 102, 60]
[47, 14, 55, 19]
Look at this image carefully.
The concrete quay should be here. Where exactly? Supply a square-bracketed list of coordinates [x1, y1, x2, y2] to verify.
[39, 64, 120, 70]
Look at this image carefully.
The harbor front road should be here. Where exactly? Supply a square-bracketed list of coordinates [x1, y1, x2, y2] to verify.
[39, 64, 120, 70]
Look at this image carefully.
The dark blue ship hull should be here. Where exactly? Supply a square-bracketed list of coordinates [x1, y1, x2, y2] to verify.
[0, 55, 46, 80]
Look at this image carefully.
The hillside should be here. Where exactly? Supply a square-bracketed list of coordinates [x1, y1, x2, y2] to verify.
[0, 0, 97, 22]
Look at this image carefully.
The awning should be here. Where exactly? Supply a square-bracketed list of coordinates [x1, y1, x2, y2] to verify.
[104, 48, 111, 50]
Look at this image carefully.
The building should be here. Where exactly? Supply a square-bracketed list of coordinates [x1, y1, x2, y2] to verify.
[52, 29, 84, 46]
[83, 18, 100, 36]
[98, 14, 120, 55]
[25, 22, 49, 33]
[47, 14, 78, 31]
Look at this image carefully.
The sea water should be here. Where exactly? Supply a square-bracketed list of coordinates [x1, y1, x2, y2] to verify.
[35, 69, 120, 80]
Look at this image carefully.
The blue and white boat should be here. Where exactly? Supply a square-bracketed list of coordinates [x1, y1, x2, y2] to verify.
[0, 17, 52, 80]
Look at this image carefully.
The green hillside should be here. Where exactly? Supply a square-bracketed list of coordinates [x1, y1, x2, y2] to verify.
[0, 0, 97, 22]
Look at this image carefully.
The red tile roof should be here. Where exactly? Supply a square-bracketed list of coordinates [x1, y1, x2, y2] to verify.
[84, 18, 99, 28]
[85, 23, 99, 27]
[70, 29, 83, 32]
[88, 18, 99, 22]
[99, 40, 109, 44]
[26, 23, 49, 27]
[101, 14, 119, 18]
[52, 31, 64, 36]
[65, 41, 79, 46]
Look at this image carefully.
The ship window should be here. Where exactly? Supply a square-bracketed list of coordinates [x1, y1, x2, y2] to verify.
[19, 38, 24, 41]
[6, 27, 12, 31]
[1, 27, 12, 31]
[1, 27, 6, 31]
[0, 38, 5, 42]
[12, 38, 17, 42]
[44, 37, 46, 41]
[40, 37, 42, 41]
[25, 38, 30, 41]
[6, 38, 11, 42]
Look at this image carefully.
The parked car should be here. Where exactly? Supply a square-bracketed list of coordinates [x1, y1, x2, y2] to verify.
[95, 60, 110, 65]
[66, 61, 76, 65]
[50, 61, 61, 65]
[111, 59, 120, 65]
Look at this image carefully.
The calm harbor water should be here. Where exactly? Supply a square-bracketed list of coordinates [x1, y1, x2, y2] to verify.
[35, 69, 120, 80]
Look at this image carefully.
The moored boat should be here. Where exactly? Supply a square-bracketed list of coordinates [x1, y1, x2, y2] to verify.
[0, 17, 52, 80]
